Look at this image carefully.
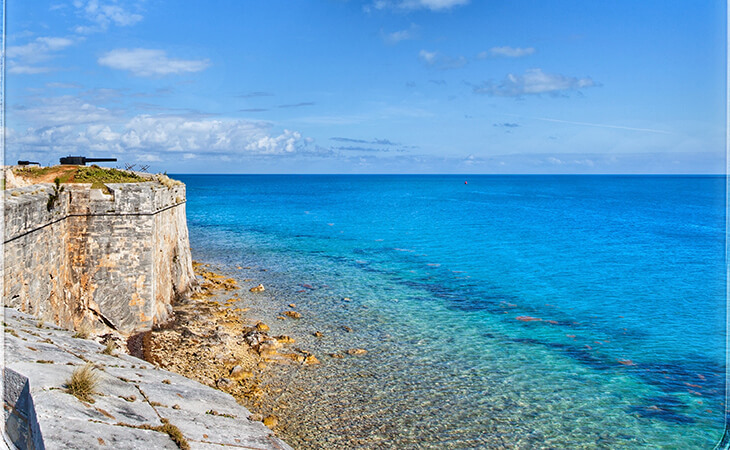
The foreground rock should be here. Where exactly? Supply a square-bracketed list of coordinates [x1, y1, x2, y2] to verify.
[3, 308, 293, 450]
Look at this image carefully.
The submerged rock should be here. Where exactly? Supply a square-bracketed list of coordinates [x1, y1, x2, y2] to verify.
[283, 311, 302, 319]
[250, 284, 265, 293]
[263, 415, 278, 428]
[255, 322, 270, 332]
[274, 335, 295, 344]
[341, 326, 353, 333]
[347, 348, 367, 356]
[312, 331, 323, 338]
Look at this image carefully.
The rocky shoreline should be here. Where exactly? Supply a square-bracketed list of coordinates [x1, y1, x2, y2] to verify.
[126, 261, 325, 436]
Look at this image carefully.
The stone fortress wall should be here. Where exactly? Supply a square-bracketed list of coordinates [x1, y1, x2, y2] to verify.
[3, 179, 196, 334]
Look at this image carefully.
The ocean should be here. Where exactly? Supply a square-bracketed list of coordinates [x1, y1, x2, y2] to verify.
[176, 174, 726, 448]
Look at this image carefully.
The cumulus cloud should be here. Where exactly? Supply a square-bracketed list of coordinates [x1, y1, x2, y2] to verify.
[73, 0, 143, 33]
[98, 49, 210, 77]
[369, 0, 469, 11]
[419, 50, 466, 70]
[8, 113, 310, 158]
[473, 69, 597, 97]
[478, 46, 535, 58]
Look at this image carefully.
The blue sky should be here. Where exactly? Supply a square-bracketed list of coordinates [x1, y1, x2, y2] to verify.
[4, 0, 727, 173]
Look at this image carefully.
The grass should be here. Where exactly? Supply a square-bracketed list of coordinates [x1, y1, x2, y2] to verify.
[74, 166, 144, 184]
[119, 419, 190, 450]
[72, 327, 90, 339]
[65, 364, 100, 403]
[101, 341, 116, 355]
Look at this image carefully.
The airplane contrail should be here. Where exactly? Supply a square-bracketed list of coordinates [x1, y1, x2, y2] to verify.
[503, 113, 674, 135]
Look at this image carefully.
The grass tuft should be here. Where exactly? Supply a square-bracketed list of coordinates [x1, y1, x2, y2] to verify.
[72, 325, 90, 339]
[101, 340, 116, 355]
[65, 363, 100, 403]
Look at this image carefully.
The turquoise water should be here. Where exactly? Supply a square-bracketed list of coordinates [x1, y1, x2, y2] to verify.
[177, 174, 727, 448]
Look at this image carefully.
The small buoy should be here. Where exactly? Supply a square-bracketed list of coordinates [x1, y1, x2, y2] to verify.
[464, 181, 468, 184]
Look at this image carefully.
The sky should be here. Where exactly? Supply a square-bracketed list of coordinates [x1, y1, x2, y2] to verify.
[3, 0, 727, 174]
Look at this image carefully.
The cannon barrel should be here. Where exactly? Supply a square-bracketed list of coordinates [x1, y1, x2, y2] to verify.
[17, 160, 40, 166]
[60, 156, 117, 165]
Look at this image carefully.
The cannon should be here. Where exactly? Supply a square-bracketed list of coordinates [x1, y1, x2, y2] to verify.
[17, 160, 40, 166]
[60, 156, 117, 166]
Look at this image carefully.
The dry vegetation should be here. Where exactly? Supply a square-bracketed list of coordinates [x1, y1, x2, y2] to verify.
[13, 165, 145, 185]
[65, 364, 100, 403]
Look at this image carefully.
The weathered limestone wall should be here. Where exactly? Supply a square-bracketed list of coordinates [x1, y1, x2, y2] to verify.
[3, 180, 196, 334]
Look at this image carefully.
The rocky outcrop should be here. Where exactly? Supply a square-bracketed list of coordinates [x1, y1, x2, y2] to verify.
[3, 308, 292, 450]
[3, 180, 196, 334]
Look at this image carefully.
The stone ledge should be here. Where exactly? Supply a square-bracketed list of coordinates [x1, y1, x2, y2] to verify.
[3, 308, 292, 450]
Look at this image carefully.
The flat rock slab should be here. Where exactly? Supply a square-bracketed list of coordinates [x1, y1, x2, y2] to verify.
[3, 308, 293, 450]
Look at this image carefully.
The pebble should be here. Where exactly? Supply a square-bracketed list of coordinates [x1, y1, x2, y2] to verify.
[230, 365, 253, 380]
[342, 326, 353, 333]
[288, 303, 296, 308]
[329, 353, 344, 359]
[248, 413, 263, 422]
[313, 331, 323, 338]
[347, 348, 367, 356]
[284, 311, 302, 319]
[249, 284, 265, 293]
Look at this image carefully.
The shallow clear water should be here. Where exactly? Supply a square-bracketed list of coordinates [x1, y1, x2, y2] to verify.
[177, 174, 727, 448]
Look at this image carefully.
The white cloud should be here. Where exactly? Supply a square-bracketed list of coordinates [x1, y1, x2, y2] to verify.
[418, 50, 466, 70]
[7, 37, 74, 62]
[479, 46, 536, 58]
[8, 113, 310, 158]
[370, 0, 469, 11]
[73, 0, 143, 33]
[8, 64, 54, 75]
[13, 96, 118, 125]
[98, 49, 210, 77]
[382, 24, 418, 44]
[473, 68, 597, 97]
[7, 36, 75, 73]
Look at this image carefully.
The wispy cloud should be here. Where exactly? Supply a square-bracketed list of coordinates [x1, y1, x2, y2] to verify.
[236, 91, 274, 98]
[478, 46, 535, 59]
[333, 146, 388, 153]
[368, 0, 469, 12]
[277, 102, 315, 109]
[7, 36, 76, 74]
[473, 68, 596, 97]
[73, 0, 144, 34]
[46, 82, 83, 89]
[98, 49, 210, 77]
[240, 108, 269, 112]
[331, 137, 400, 145]
[493, 122, 520, 128]
[419, 50, 466, 70]
[13, 95, 118, 125]
[381, 24, 418, 44]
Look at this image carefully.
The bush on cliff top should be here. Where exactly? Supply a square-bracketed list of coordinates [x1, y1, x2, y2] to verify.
[74, 166, 145, 183]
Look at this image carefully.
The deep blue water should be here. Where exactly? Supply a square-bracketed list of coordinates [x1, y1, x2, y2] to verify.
[176, 174, 727, 448]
